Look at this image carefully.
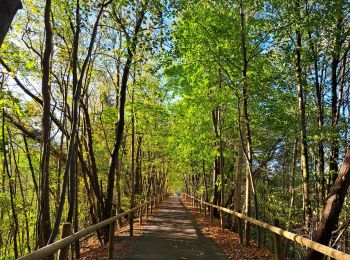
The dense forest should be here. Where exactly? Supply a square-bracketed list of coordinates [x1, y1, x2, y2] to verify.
[0, 0, 349, 259]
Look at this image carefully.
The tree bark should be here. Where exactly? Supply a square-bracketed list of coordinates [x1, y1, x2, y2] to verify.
[238, 0, 257, 246]
[329, 14, 344, 193]
[0, 0, 22, 46]
[135, 136, 143, 194]
[2, 111, 19, 258]
[304, 147, 350, 259]
[9, 129, 31, 253]
[233, 138, 243, 233]
[308, 31, 325, 208]
[129, 72, 136, 236]
[295, 12, 312, 230]
[37, 0, 53, 250]
[81, 100, 103, 216]
[103, 6, 147, 238]
[23, 136, 38, 198]
[201, 161, 209, 204]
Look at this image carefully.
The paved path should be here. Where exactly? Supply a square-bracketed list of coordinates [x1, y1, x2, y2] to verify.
[127, 195, 227, 260]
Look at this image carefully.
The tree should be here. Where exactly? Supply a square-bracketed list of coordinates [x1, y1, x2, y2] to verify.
[305, 147, 350, 259]
[0, 0, 22, 46]
[37, 0, 53, 250]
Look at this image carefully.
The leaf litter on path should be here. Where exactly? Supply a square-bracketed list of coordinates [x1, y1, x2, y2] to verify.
[182, 198, 275, 260]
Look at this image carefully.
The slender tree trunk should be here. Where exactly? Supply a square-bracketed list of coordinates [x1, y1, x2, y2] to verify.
[2, 111, 19, 258]
[66, 0, 81, 223]
[115, 153, 123, 228]
[135, 136, 142, 194]
[283, 140, 298, 256]
[218, 109, 225, 230]
[288, 140, 298, 229]
[308, 31, 325, 208]
[233, 138, 243, 234]
[23, 136, 38, 198]
[129, 74, 136, 236]
[74, 163, 80, 259]
[9, 129, 31, 253]
[295, 12, 312, 230]
[202, 161, 209, 204]
[244, 164, 251, 246]
[212, 158, 219, 212]
[81, 100, 103, 216]
[238, 0, 257, 246]
[211, 108, 220, 217]
[103, 7, 147, 238]
[37, 0, 53, 250]
[329, 15, 343, 193]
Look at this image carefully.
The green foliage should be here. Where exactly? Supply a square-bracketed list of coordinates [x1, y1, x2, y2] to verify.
[0, 0, 349, 258]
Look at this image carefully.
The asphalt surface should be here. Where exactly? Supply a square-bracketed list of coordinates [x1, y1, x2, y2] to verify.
[127, 195, 227, 260]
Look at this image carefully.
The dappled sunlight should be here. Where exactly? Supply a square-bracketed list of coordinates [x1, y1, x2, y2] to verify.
[128, 196, 227, 259]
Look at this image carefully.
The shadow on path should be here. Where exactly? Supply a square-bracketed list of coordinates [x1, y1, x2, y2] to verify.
[127, 195, 227, 260]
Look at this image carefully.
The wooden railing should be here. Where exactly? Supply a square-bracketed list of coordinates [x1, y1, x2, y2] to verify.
[17, 193, 168, 260]
[182, 193, 350, 260]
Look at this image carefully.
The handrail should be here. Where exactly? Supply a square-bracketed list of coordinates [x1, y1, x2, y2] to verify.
[18, 194, 166, 260]
[182, 193, 350, 260]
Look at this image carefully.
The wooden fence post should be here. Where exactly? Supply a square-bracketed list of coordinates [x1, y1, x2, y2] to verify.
[220, 209, 224, 230]
[199, 196, 202, 214]
[108, 220, 116, 259]
[139, 206, 143, 226]
[210, 205, 213, 225]
[58, 222, 72, 260]
[273, 219, 282, 260]
[238, 217, 243, 244]
[129, 210, 134, 237]
[146, 202, 149, 218]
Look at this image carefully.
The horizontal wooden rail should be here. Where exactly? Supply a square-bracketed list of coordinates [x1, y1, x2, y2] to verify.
[18, 194, 167, 260]
[183, 193, 350, 260]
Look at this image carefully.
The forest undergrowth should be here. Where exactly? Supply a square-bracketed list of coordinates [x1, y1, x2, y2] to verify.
[182, 197, 275, 260]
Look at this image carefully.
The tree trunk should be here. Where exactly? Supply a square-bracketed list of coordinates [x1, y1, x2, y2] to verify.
[238, 0, 256, 246]
[81, 101, 103, 218]
[135, 136, 142, 194]
[0, 0, 22, 46]
[2, 111, 19, 258]
[295, 14, 312, 230]
[103, 6, 146, 239]
[37, 0, 53, 250]
[212, 157, 220, 215]
[129, 76, 136, 237]
[304, 147, 350, 259]
[233, 138, 243, 234]
[202, 161, 209, 203]
[9, 129, 31, 253]
[211, 108, 221, 217]
[23, 136, 38, 198]
[283, 140, 298, 256]
[308, 31, 325, 208]
[329, 15, 344, 193]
